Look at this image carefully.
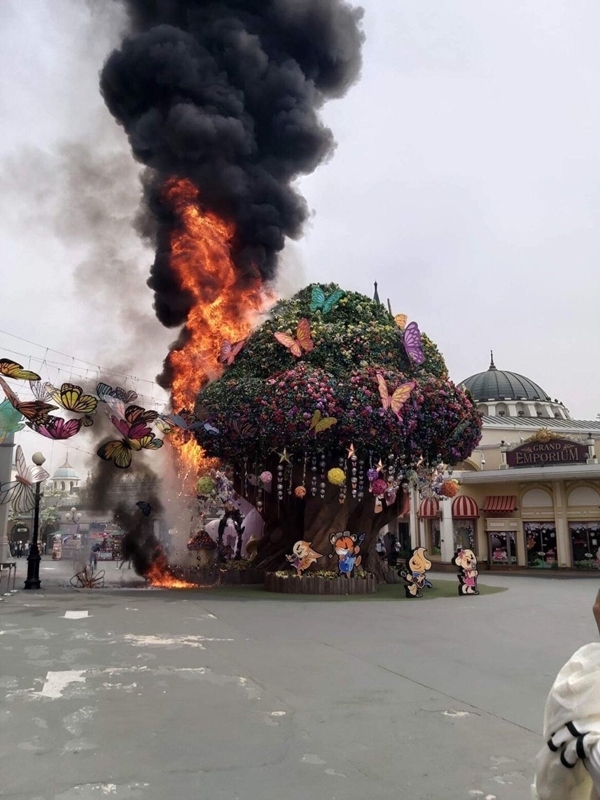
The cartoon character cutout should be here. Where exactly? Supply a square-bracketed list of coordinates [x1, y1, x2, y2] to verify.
[286, 540, 322, 576]
[453, 548, 479, 596]
[330, 531, 364, 578]
[399, 547, 433, 598]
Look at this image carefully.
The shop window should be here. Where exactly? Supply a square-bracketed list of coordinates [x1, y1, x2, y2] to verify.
[489, 532, 517, 566]
[570, 522, 600, 570]
[453, 521, 475, 553]
[428, 521, 441, 557]
[524, 522, 557, 569]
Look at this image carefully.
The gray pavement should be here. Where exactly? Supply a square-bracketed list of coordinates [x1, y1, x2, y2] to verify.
[0, 561, 598, 800]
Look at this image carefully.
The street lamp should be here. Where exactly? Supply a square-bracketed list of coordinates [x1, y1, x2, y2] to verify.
[24, 452, 46, 591]
[65, 507, 81, 524]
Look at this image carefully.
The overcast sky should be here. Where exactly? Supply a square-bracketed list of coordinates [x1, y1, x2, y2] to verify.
[1, 0, 599, 475]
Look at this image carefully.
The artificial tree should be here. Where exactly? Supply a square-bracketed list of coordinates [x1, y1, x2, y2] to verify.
[193, 283, 481, 577]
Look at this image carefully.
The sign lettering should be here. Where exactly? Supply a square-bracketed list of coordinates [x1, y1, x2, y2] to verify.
[507, 439, 588, 468]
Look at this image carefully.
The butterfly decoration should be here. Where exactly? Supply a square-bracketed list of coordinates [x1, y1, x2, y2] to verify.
[49, 382, 98, 415]
[309, 410, 337, 434]
[274, 318, 314, 357]
[203, 422, 220, 435]
[27, 415, 82, 440]
[160, 412, 204, 432]
[219, 339, 246, 366]
[230, 419, 257, 438]
[0, 376, 57, 425]
[155, 416, 174, 435]
[107, 404, 158, 432]
[81, 414, 95, 428]
[0, 359, 41, 381]
[136, 501, 152, 517]
[96, 382, 138, 405]
[0, 445, 49, 514]
[310, 286, 344, 314]
[97, 428, 163, 469]
[376, 373, 416, 420]
[29, 380, 54, 403]
[0, 399, 24, 440]
[395, 318, 425, 366]
[448, 417, 470, 443]
[347, 443, 356, 460]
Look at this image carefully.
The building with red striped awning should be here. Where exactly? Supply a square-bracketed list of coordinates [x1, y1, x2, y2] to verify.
[483, 496, 517, 514]
[451, 495, 479, 519]
[418, 498, 439, 519]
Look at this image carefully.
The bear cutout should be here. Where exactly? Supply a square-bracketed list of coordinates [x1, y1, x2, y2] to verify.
[399, 547, 433, 598]
[329, 531, 364, 578]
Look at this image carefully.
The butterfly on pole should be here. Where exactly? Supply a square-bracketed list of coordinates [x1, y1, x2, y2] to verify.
[0, 376, 57, 425]
[309, 286, 344, 314]
[230, 419, 257, 438]
[218, 339, 246, 366]
[309, 410, 337, 434]
[97, 426, 163, 469]
[376, 373, 416, 420]
[274, 318, 314, 357]
[0, 359, 41, 381]
[0, 399, 24, 441]
[96, 382, 139, 420]
[27, 415, 83, 440]
[0, 445, 49, 514]
[394, 316, 425, 366]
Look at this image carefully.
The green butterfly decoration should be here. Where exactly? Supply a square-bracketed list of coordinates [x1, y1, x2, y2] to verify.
[0, 399, 24, 441]
[310, 286, 344, 314]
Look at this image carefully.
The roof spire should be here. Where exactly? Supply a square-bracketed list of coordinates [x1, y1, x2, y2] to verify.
[373, 281, 380, 304]
[489, 350, 496, 371]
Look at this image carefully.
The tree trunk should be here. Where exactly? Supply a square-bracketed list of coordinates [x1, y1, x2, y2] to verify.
[253, 478, 403, 577]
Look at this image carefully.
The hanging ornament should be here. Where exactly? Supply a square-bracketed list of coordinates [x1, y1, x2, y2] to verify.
[310, 452, 318, 497]
[286, 462, 293, 496]
[277, 462, 284, 502]
[319, 452, 326, 499]
[357, 459, 365, 501]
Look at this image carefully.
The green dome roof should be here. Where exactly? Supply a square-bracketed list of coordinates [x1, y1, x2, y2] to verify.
[462, 354, 550, 402]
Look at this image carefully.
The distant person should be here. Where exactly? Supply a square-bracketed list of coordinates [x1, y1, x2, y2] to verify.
[90, 543, 100, 571]
[532, 589, 600, 798]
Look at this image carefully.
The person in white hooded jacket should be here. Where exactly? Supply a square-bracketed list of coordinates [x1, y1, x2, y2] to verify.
[532, 590, 600, 799]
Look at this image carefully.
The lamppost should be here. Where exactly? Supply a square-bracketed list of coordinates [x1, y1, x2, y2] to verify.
[24, 452, 46, 591]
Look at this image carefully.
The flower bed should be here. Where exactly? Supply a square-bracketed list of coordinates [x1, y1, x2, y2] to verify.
[265, 571, 377, 595]
[179, 565, 265, 586]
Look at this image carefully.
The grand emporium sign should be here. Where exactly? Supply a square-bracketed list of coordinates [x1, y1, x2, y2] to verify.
[507, 436, 588, 468]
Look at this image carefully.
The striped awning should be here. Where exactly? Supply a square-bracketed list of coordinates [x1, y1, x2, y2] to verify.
[452, 495, 479, 519]
[418, 497, 439, 519]
[483, 495, 517, 514]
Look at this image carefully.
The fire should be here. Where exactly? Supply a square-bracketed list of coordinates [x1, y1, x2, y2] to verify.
[162, 177, 270, 477]
[146, 554, 196, 589]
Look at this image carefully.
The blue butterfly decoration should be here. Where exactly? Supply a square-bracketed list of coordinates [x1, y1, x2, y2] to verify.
[309, 286, 344, 314]
[136, 501, 152, 517]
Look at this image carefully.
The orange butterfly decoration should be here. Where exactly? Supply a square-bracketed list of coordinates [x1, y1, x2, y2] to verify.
[0, 359, 41, 381]
[376, 373, 415, 420]
[274, 318, 314, 357]
[0, 376, 57, 425]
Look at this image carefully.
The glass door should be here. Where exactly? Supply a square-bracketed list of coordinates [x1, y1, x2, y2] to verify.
[488, 532, 517, 566]
[524, 522, 557, 569]
[453, 521, 476, 553]
[570, 522, 600, 569]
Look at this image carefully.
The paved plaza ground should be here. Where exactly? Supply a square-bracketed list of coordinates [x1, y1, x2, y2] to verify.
[1, 558, 598, 800]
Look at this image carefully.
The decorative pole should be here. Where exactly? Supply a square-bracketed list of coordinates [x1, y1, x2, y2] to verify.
[0, 433, 15, 563]
[24, 451, 46, 590]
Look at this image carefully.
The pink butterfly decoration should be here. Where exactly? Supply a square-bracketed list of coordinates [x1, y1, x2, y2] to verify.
[219, 339, 246, 366]
[27, 416, 82, 440]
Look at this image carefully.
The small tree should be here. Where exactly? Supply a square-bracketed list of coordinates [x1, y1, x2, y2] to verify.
[194, 284, 481, 575]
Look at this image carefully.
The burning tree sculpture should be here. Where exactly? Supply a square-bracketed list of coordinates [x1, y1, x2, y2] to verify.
[192, 283, 482, 576]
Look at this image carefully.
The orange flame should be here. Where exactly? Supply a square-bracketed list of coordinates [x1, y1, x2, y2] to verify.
[162, 177, 269, 479]
[146, 554, 197, 589]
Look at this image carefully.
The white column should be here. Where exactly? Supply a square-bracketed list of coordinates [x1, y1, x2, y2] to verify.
[0, 434, 15, 562]
[409, 486, 419, 549]
[439, 496, 455, 562]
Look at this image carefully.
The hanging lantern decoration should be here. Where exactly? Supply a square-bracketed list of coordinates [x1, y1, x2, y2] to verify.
[295, 485, 307, 499]
[327, 467, 345, 486]
[440, 479, 459, 498]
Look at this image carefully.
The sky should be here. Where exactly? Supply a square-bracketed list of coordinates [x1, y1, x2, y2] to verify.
[1, 0, 600, 476]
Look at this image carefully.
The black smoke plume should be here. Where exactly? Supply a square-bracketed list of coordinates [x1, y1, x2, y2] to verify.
[101, 0, 365, 327]
[85, 459, 164, 577]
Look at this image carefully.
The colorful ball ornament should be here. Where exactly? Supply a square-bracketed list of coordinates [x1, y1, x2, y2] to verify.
[197, 476, 216, 496]
[371, 478, 388, 496]
[260, 471, 273, 484]
[294, 485, 307, 498]
[327, 468, 345, 486]
[440, 479, 459, 498]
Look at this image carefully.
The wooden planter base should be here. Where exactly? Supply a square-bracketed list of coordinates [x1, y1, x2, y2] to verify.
[265, 572, 377, 595]
[179, 567, 265, 586]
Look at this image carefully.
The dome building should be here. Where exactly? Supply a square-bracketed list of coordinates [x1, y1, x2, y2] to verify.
[49, 456, 81, 494]
[462, 352, 570, 420]
[413, 355, 600, 574]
